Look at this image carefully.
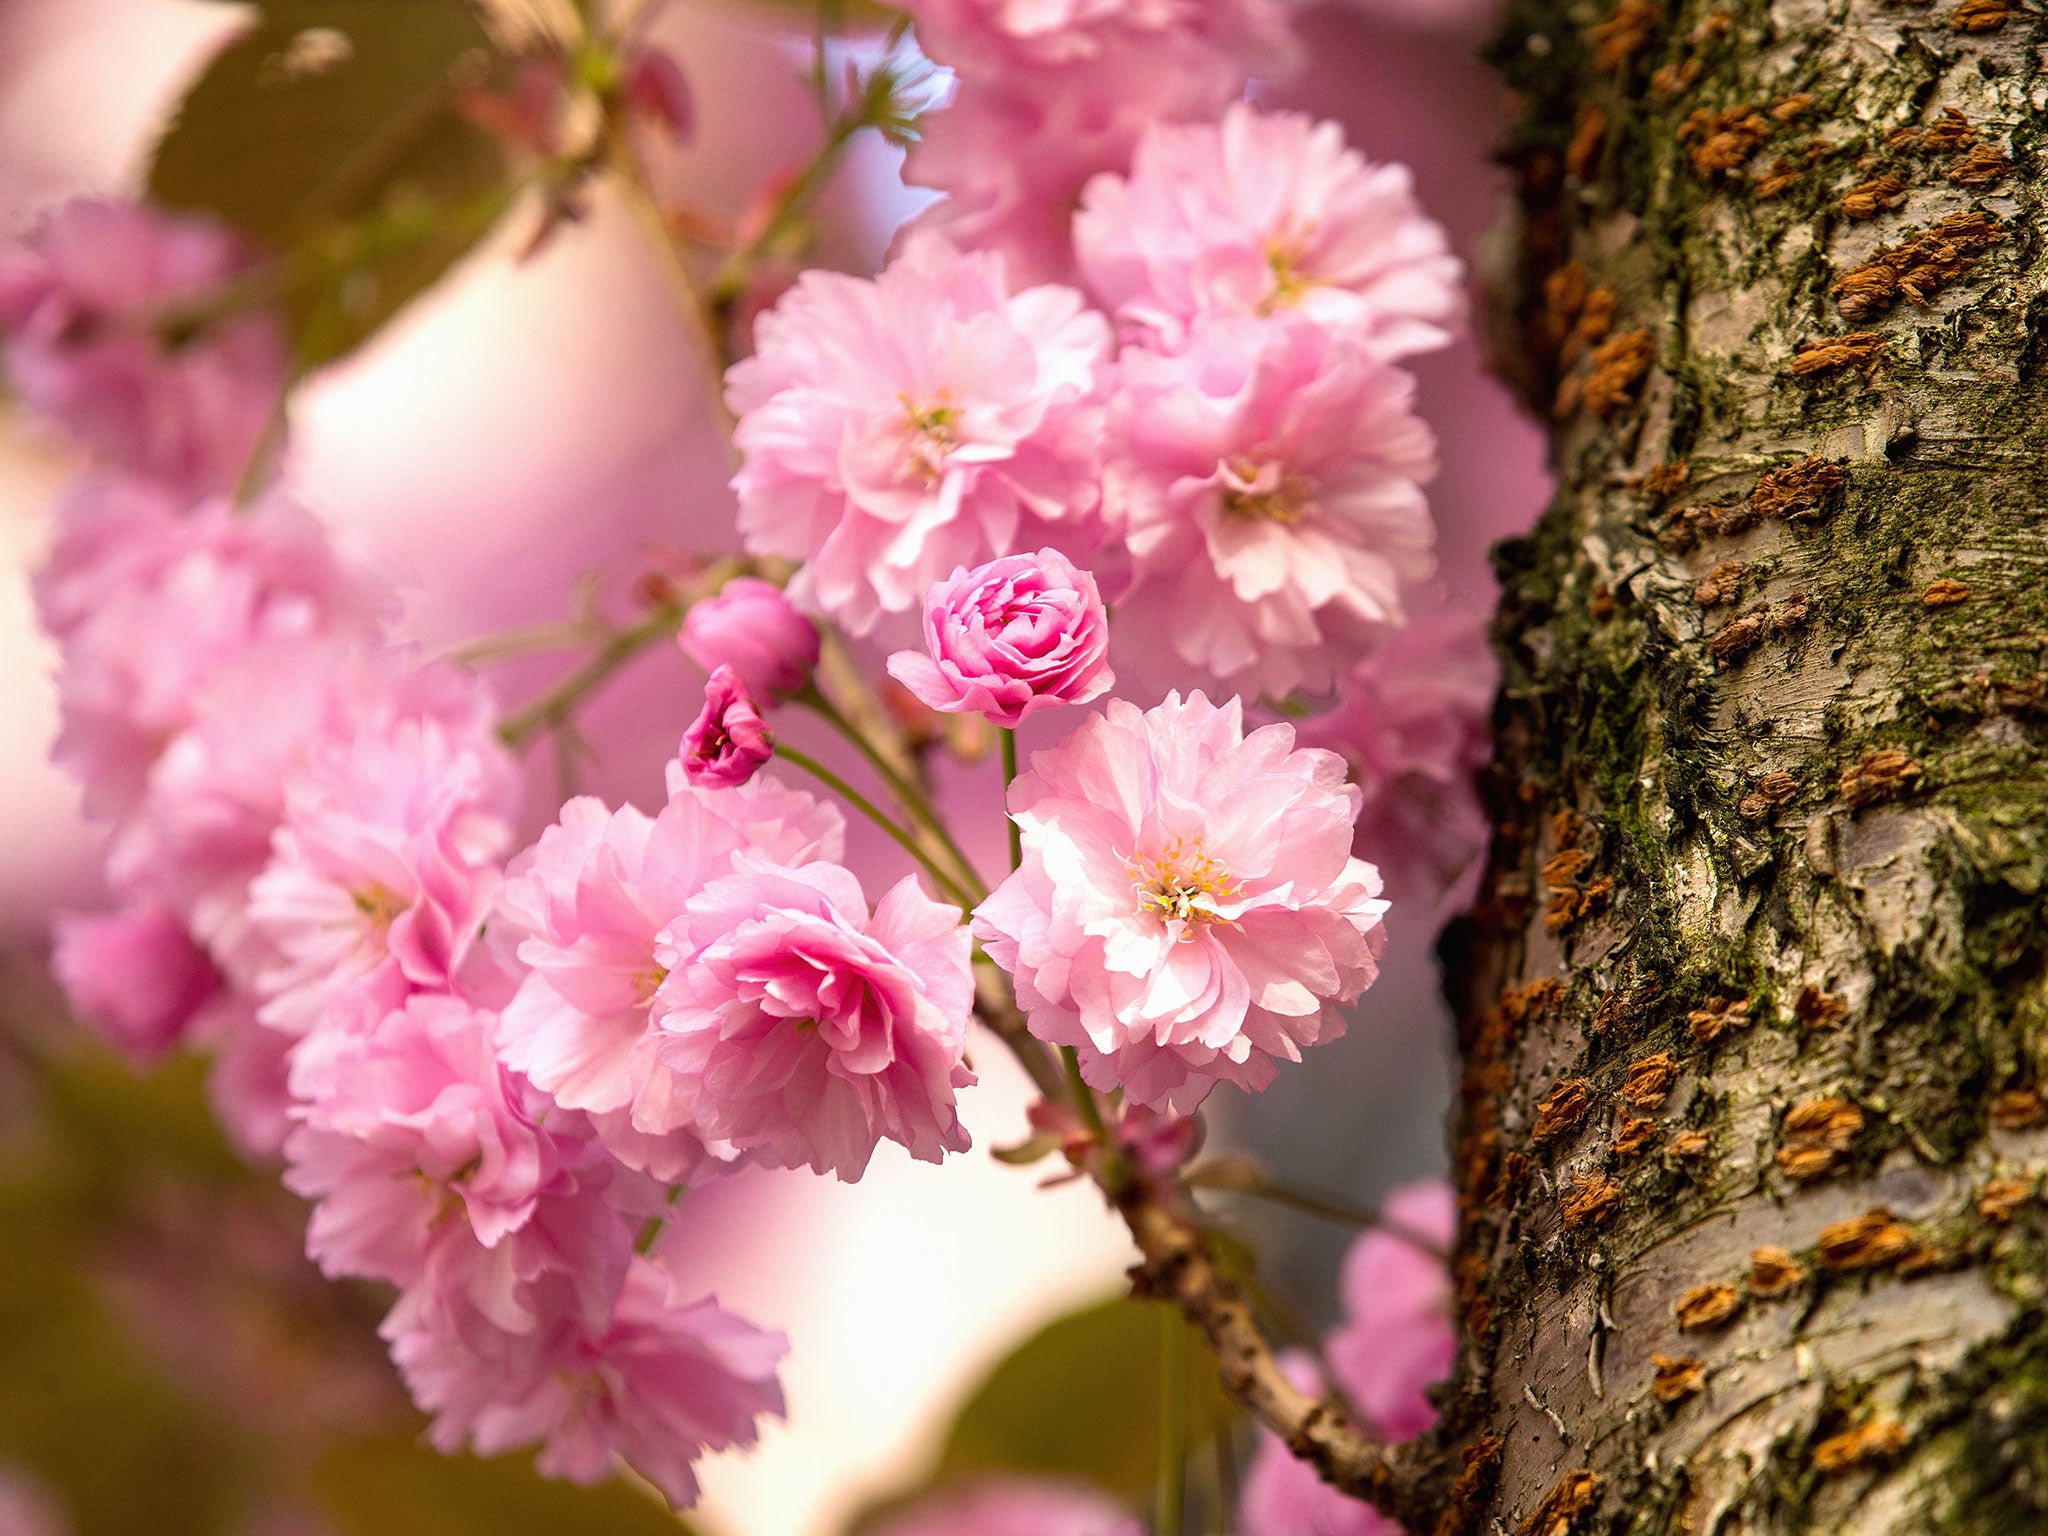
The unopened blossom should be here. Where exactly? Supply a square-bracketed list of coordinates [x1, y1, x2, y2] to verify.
[1108, 315, 1439, 698]
[886, 549, 1113, 726]
[727, 231, 1110, 633]
[1076, 103, 1464, 360]
[247, 714, 518, 1037]
[1296, 604, 1495, 906]
[679, 667, 775, 788]
[284, 993, 553, 1295]
[679, 577, 819, 702]
[0, 198, 286, 495]
[50, 900, 224, 1065]
[389, 1256, 786, 1510]
[875, 1477, 1146, 1536]
[495, 773, 842, 1180]
[624, 47, 693, 141]
[975, 691, 1387, 1113]
[1240, 1180, 1455, 1536]
[41, 485, 391, 823]
[653, 862, 976, 1180]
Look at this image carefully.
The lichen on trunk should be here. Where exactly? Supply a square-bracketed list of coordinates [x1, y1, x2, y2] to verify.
[1435, 0, 2048, 1527]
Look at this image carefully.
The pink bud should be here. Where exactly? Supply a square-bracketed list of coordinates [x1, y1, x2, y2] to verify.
[679, 577, 819, 703]
[680, 665, 774, 788]
[886, 550, 1113, 728]
[625, 48, 694, 142]
[51, 902, 223, 1065]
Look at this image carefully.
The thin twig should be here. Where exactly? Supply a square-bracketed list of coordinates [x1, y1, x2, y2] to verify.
[773, 743, 978, 910]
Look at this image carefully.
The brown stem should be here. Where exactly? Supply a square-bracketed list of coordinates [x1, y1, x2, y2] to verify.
[1114, 1177, 1453, 1528]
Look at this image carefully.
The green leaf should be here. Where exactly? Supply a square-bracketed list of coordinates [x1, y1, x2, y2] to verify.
[312, 1434, 703, 1536]
[147, 0, 513, 368]
[926, 1294, 1241, 1505]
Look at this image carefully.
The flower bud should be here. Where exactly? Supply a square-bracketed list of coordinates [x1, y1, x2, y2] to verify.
[680, 578, 819, 703]
[680, 665, 773, 787]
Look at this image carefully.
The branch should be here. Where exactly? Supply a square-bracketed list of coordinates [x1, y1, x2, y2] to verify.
[1114, 1179, 1454, 1529]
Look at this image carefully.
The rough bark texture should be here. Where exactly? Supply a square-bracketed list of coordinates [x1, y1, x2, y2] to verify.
[1439, 0, 2048, 1529]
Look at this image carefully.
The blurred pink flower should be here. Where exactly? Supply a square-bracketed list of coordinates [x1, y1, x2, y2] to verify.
[902, 0, 1296, 75]
[0, 1465, 70, 1536]
[874, 1476, 1145, 1536]
[0, 198, 285, 495]
[900, 2, 1297, 287]
[1239, 1180, 1455, 1536]
[678, 576, 819, 703]
[727, 231, 1110, 634]
[50, 900, 225, 1065]
[1108, 315, 1437, 698]
[247, 715, 517, 1037]
[494, 774, 841, 1181]
[1076, 103, 1463, 360]
[390, 1256, 786, 1510]
[679, 666, 774, 789]
[653, 862, 975, 1180]
[1295, 604, 1494, 907]
[886, 548, 1112, 726]
[975, 692, 1387, 1113]
[40, 484, 391, 823]
[1328, 1178, 1457, 1440]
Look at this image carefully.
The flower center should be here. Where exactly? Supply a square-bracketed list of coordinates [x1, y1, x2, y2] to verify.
[1261, 239, 1312, 313]
[899, 392, 961, 483]
[352, 884, 406, 928]
[1220, 456, 1314, 524]
[1128, 837, 1241, 927]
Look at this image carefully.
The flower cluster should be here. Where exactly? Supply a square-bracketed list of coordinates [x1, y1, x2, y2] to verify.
[15, 200, 832, 1510]
[14, 0, 1499, 1513]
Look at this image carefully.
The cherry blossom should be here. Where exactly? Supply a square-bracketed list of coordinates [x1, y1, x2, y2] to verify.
[975, 691, 1387, 1112]
[727, 231, 1110, 633]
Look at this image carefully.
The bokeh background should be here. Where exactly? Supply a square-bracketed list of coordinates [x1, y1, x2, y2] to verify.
[0, 3, 1549, 1533]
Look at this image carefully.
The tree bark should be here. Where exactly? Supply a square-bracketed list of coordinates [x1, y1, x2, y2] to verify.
[1437, 0, 2048, 1529]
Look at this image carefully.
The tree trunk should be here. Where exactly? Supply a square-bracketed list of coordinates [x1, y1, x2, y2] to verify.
[1439, 0, 2048, 1528]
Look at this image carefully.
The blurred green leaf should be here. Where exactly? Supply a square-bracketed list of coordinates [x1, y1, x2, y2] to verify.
[313, 1435, 702, 1536]
[148, 0, 513, 367]
[928, 1294, 1240, 1505]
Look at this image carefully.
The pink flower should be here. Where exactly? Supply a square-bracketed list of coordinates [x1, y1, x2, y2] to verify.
[50, 900, 224, 1065]
[874, 1478, 1145, 1536]
[1295, 604, 1495, 906]
[494, 774, 842, 1180]
[1239, 1181, 1455, 1536]
[679, 577, 819, 702]
[679, 667, 774, 789]
[41, 485, 391, 823]
[1076, 103, 1464, 360]
[284, 993, 553, 1293]
[1327, 1178, 1456, 1441]
[110, 648, 496, 980]
[727, 231, 1111, 634]
[0, 198, 286, 495]
[653, 862, 976, 1180]
[886, 549, 1113, 726]
[1108, 315, 1438, 698]
[247, 714, 518, 1036]
[903, 0, 1297, 76]
[389, 1256, 786, 1510]
[1239, 1357, 1404, 1536]
[204, 998, 298, 1159]
[624, 47, 693, 141]
[899, 5, 1297, 287]
[974, 692, 1388, 1113]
